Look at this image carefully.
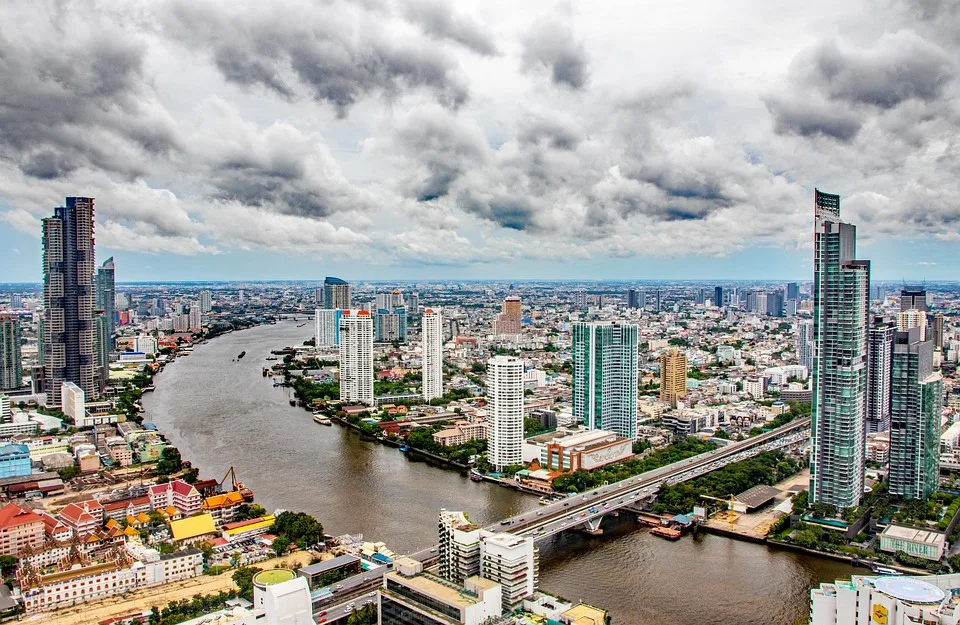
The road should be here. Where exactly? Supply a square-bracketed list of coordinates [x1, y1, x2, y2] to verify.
[408, 416, 810, 562]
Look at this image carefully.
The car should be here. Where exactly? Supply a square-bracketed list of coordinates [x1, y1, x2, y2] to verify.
[518, 517, 524, 521]
[429, 548, 437, 552]
[336, 584, 343, 589]
[348, 602, 356, 609]
[563, 502, 569, 506]
[318, 611, 327, 617]
[501, 520, 511, 525]
[580, 512, 587, 517]
[536, 511, 542, 515]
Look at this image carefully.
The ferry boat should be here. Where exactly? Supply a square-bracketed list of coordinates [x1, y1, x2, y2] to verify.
[469, 470, 484, 482]
[650, 526, 682, 540]
[237, 351, 246, 360]
[313, 414, 332, 426]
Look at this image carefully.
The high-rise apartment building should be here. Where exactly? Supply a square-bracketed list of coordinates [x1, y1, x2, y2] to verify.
[188, 305, 201, 330]
[422, 308, 443, 401]
[695, 289, 706, 306]
[338, 310, 373, 405]
[897, 308, 927, 341]
[407, 292, 419, 315]
[314, 308, 342, 347]
[797, 319, 814, 373]
[494, 296, 522, 336]
[480, 533, 538, 611]
[933, 313, 945, 350]
[573, 290, 587, 310]
[438, 509, 481, 584]
[323, 277, 351, 310]
[376, 290, 404, 311]
[659, 349, 687, 408]
[889, 327, 942, 500]
[572, 322, 638, 439]
[655, 290, 661, 313]
[0, 315, 22, 391]
[199, 290, 212, 313]
[375, 307, 407, 342]
[810, 189, 870, 508]
[713, 286, 723, 308]
[627, 288, 640, 310]
[487, 355, 523, 469]
[42, 197, 98, 406]
[93, 312, 109, 394]
[867, 315, 895, 434]
[95, 257, 115, 342]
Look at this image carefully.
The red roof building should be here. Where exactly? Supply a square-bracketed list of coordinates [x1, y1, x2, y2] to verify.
[57, 500, 104, 537]
[0, 503, 44, 556]
[149, 479, 202, 517]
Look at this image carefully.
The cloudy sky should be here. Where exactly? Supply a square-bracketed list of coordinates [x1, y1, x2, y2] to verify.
[1, 0, 959, 282]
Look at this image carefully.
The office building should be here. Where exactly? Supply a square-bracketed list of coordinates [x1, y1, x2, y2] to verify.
[438, 509, 482, 584]
[42, 197, 98, 406]
[810, 574, 960, 625]
[422, 308, 443, 401]
[0, 443, 31, 479]
[494, 296, 523, 336]
[313, 287, 323, 307]
[0, 395, 9, 422]
[407, 292, 419, 316]
[766, 291, 784, 317]
[380, 557, 502, 625]
[786, 282, 799, 301]
[810, 189, 871, 508]
[323, 277, 351, 310]
[487, 355, 523, 469]
[314, 308, 342, 347]
[867, 315, 895, 434]
[659, 349, 687, 408]
[797, 320, 814, 373]
[339, 310, 374, 405]
[0, 314, 22, 391]
[627, 288, 640, 310]
[572, 322, 638, 439]
[480, 533, 538, 611]
[889, 328, 942, 500]
[375, 307, 408, 342]
[933, 313, 944, 350]
[714, 286, 723, 308]
[695, 289, 706, 306]
[95, 257, 115, 343]
[199, 289, 212, 313]
[900, 287, 928, 312]
[655, 290, 661, 313]
[10, 295, 22, 309]
[134, 335, 158, 356]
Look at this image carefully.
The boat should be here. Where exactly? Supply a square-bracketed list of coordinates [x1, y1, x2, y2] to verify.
[313, 414, 332, 425]
[289, 399, 296, 406]
[650, 526, 682, 540]
[873, 566, 903, 576]
[469, 470, 484, 482]
[237, 351, 246, 359]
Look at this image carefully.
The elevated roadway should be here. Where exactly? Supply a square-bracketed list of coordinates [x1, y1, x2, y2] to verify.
[409, 417, 809, 563]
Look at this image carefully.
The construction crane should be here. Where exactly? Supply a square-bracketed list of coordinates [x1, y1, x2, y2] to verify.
[700, 494, 737, 528]
[219, 466, 255, 501]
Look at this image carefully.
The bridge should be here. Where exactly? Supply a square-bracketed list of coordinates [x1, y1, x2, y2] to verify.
[409, 417, 810, 562]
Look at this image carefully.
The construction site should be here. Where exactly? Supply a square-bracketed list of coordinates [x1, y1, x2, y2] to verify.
[699, 469, 810, 541]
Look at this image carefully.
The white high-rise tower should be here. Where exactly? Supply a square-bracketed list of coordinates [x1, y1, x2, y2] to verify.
[487, 355, 523, 470]
[422, 308, 443, 401]
[339, 310, 373, 405]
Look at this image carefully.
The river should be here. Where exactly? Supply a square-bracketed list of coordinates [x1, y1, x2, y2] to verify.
[142, 320, 860, 625]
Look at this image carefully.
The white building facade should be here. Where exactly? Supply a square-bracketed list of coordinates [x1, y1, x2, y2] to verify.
[421, 308, 443, 401]
[487, 355, 524, 470]
[339, 310, 374, 405]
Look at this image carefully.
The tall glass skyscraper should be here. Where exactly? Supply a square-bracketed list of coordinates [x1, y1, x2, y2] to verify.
[810, 189, 871, 508]
[866, 315, 895, 434]
[42, 197, 98, 406]
[96, 257, 115, 340]
[572, 322, 638, 439]
[323, 276, 351, 310]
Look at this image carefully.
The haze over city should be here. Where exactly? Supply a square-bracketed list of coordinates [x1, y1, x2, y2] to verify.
[2, 1, 960, 281]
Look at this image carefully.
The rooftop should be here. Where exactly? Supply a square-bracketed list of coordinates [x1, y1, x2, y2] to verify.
[253, 569, 296, 586]
[299, 554, 360, 576]
[170, 513, 217, 541]
[882, 524, 946, 546]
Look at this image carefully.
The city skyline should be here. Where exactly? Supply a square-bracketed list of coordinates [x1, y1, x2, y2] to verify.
[2, 2, 960, 282]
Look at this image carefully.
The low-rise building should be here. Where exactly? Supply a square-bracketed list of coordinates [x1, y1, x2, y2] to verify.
[19, 549, 139, 612]
[126, 543, 203, 586]
[0, 443, 32, 478]
[169, 513, 218, 545]
[433, 421, 487, 447]
[380, 557, 502, 625]
[57, 500, 104, 536]
[202, 491, 246, 525]
[523, 426, 632, 472]
[879, 525, 946, 561]
[222, 515, 276, 543]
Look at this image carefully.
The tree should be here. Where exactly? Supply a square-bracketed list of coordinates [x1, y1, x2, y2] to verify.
[232, 566, 262, 601]
[347, 604, 377, 625]
[273, 511, 324, 546]
[57, 465, 81, 481]
[271, 535, 291, 558]
[157, 447, 183, 476]
[524, 417, 545, 436]
[235, 503, 267, 522]
[182, 467, 200, 484]
[0, 555, 16, 573]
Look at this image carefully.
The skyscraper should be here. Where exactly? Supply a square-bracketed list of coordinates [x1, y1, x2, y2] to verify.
[573, 289, 587, 310]
[888, 327, 942, 500]
[487, 355, 523, 470]
[933, 313, 945, 350]
[375, 307, 407, 342]
[188, 305, 202, 330]
[655, 290, 661, 313]
[42, 197, 98, 406]
[627, 288, 640, 310]
[422, 308, 443, 401]
[786, 282, 800, 301]
[494, 296, 522, 336]
[897, 308, 927, 341]
[199, 290, 212, 313]
[713, 286, 723, 308]
[900, 287, 928, 312]
[572, 322, 638, 439]
[315, 308, 342, 347]
[95, 257, 115, 342]
[810, 189, 870, 508]
[867, 315, 895, 434]
[323, 277, 351, 310]
[376, 290, 404, 311]
[797, 319, 814, 373]
[659, 349, 687, 408]
[407, 292, 419, 317]
[695, 289, 706, 306]
[0, 314, 22, 391]
[339, 310, 373, 405]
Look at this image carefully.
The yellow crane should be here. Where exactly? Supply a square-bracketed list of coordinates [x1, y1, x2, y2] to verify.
[700, 494, 738, 528]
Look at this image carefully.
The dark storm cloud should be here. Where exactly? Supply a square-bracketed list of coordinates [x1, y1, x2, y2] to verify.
[517, 116, 581, 150]
[458, 192, 537, 231]
[764, 97, 863, 141]
[521, 20, 589, 90]
[163, 1, 469, 117]
[402, 0, 498, 56]
[0, 33, 181, 179]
